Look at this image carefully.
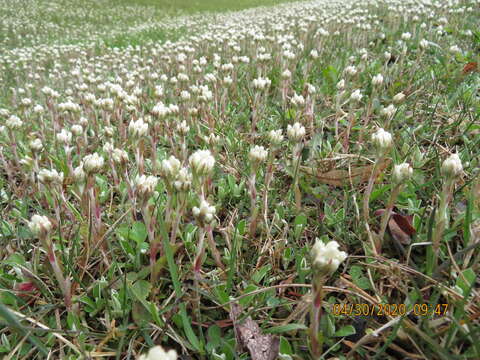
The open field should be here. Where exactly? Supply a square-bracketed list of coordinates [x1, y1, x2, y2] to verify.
[0, 0, 479, 359]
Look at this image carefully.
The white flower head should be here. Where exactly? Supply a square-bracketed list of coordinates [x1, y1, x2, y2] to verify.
[291, 93, 305, 107]
[441, 153, 463, 178]
[112, 149, 129, 165]
[267, 129, 284, 146]
[371, 128, 392, 153]
[6, 115, 23, 129]
[392, 163, 413, 184]
[83, 153, 104, 174]
[393, 92, 406, 104]
[372, 73, 384, 86]
[29, 139, 43, 153]
[138, 345, 177, 360]
[287, 122, 306, 142]
[189, 150, 215, 177]
[135, 175, 158, 200]
[38, 169, 64, 185]
[159, 155, 181, 180]
[311, 239, 347, 275]
[128, 118, 149, 137]
[350, 89, 363, 102]
[176, 120, 190, 136]
[192, 199, 216, 224]
[56, 129, 72, 145]
[28, 215, 52, 238]
[174, 167, 192, 192]
[248, 145, 268, 165]
[381, 104, 396, 119]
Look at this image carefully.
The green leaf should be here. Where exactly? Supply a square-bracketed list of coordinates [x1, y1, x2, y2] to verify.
[130, 222, 147, 244]
[279, 336, 292, 354]
[455, 268, 475, 295]
[334, 325, 356, 337]
[265, 323, 307, 334]
[131, 280, 151, 301]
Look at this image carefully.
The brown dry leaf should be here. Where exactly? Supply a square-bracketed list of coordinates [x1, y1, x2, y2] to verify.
[301, 159, 391, 187]
[391, 213, 416, 237]
[230, 304, 279, 360]
[375, 210, 416, 245]
[462, 62, 478, 74]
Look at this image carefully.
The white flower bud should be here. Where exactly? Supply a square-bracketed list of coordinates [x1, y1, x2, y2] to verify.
[135, 175, 158, 199]
[128, 118, 149, 137]
[381, 104, 396, 118]
[174, 167, 192, 192]
[29, 139, 43, 152]
[248, 145, 268, 164]
[350, 89, 363, 102]
[192, 199, 216, 224]
[311, 239, 347, 275]
[73, 163, 86, 182]
[138, 345, 177, 360]
[176, 120, 190, 136]
[189, 150, 215, 177]
[38, 168, 64, 185]
[392, 163, 413, 184]
[291, 93, 305, 106]
[267, 129, 284, 145]
[28, 215, 52, 237]
[112, 149, 129, 165]
[393, 92, 406, 104]
[71, 124, 83, 136]
[159, 155, 181, 180]
[6, 115, 23, 129]
[372, 73, 384, 86]
[56, 129, 72, 145]
[441, 153, 463, 178]
[336, 79, 345, 90]
[83, 153, 104, 174]
[287, 122, 306, 142]
[371, 128, 392, 153]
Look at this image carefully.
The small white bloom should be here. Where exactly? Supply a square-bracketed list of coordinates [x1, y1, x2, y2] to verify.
[350, 89, 363, 102]
[192, 199, 216, 224]
[6, 115, 23, 129]
[311, 239, 347, 275]
[83, 153, 104, 174]
[381, 104, 396, 118]
[135, 175, 158, 199]
[138, 345, 177, 360]
[112, 149, 129, 165]
[441, 153, 463, 178]
[38, 169, 64, 185]
[28, 215, 52, 237]
[128, 118, 149, 137]
[56, 129, 72, 145]
[189, 150, 215, 177]
[159, 155, 181, 180]
[267, 129, 284, 145]
[372, 74, 384, 86]
[287, 122, 306, 142]
[291, 93, 305, 106]
[174, 167, 192, 192]
[392, 163, 413, 184]
[248, 145, 268, 164]
[71, 124, 83, 136]
[371, 128, 393, 153]
[29, 139, 43, 152]
[393, 92, 406, 104]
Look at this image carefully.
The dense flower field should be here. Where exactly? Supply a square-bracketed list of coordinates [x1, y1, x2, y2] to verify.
[0, 0, 479, 358]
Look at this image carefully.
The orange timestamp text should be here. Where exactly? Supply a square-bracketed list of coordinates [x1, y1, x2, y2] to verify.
[332, 303, 449, 317]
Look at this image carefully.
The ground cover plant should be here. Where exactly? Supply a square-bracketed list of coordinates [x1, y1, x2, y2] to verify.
[0, 0, 479, 358]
